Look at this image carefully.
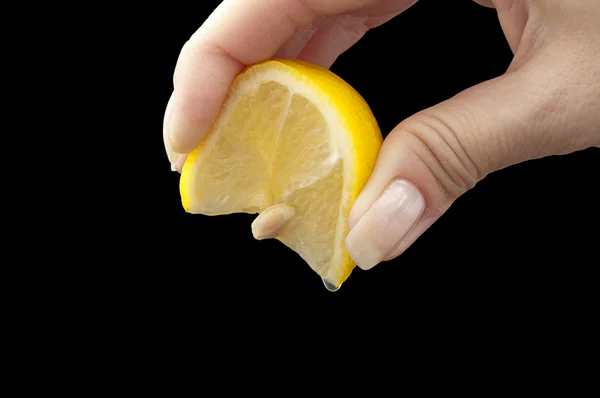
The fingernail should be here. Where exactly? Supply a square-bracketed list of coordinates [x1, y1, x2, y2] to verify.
[168, 106, 192, 154]
[174, 154, 188, 173]
[163, 94, 179, 169]
[346, 180, 425, 270]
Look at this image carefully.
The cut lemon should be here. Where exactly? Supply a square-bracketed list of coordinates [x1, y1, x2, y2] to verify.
[180, 59, 382, 290]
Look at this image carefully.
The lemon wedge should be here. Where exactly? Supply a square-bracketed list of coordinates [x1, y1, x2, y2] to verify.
[180, 59, 382, 290]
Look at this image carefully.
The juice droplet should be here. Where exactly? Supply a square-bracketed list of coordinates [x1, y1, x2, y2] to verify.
[322, 278, 341, 292]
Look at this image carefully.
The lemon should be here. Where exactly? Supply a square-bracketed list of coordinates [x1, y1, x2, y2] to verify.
[180, 59, 382, 290]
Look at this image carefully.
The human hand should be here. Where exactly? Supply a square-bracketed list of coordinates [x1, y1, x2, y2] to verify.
[164, 0, 600, 271]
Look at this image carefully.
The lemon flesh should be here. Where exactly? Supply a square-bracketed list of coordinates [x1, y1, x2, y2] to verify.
[180, 59, 382, 288]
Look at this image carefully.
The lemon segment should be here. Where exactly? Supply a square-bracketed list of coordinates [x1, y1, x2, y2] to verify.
[180, 59, 382, 288]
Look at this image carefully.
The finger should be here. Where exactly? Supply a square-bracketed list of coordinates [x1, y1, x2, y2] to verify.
[169, 0, 318, 154]
[275, 17, 331, 59]
[163, 92, 189, 173]
[296, 10, 406, 68]
[472, 0, 528, 54]
[345, 48, 599, 271]
[163, 93, 179, 170]
[297, 14, 369, 68]
[174, 154, 188, 174]
[346, 75, 513, 270]
[472, 0, 494, 7]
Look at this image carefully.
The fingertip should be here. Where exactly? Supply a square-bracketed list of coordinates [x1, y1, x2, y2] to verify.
[169, 53, 243, 154]
[348, 175, 383, 232]
[174, 154, 188, 173]
[348, 198, 364, 232]
[168, 106, 205, 154]
[163, 93, 179, 164]
[346, 180, 425, 271]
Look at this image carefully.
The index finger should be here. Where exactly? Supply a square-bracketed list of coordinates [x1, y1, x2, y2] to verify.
[168, 0, 381, 153]
[168, 0, 316, 153]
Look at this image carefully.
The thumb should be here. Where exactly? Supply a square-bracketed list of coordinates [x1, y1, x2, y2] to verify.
[345, 58, 596, 271]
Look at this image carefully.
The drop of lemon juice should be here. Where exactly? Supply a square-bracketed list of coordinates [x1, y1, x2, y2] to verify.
[322, 278, 341, 292]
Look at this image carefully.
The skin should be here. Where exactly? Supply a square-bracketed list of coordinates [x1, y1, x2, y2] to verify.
[164, 0, 600, 270]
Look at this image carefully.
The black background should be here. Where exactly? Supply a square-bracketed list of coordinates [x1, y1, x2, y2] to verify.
[121, 0, 598, 326]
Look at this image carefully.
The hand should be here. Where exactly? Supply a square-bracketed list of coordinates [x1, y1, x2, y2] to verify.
[164, 0, 600, 271]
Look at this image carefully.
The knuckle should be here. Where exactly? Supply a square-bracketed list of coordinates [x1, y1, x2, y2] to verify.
[394, 113, 483, 200]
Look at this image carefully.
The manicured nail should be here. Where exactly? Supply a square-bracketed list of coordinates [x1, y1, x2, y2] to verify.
[168, 106, 197, 154]
[163, 93, 179, 170]
[346, 180, 425, 270]
[172, 154, 188, 173]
